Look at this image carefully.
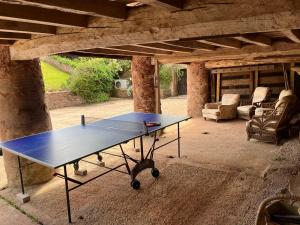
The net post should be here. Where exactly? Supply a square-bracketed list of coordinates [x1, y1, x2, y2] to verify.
[81, 115, 85, 126]
[143, 121, 149, 135]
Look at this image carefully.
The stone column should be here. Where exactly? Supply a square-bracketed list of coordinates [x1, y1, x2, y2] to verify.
[187, 62, 209, 117]
[0, 46, 54, 187]
[131, 56, 156, 113]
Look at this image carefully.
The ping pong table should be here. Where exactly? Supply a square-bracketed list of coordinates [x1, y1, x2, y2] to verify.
[0, 112, 190, 223]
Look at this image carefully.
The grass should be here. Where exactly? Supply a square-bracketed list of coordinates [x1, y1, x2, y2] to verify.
[41, 61, 70, 91]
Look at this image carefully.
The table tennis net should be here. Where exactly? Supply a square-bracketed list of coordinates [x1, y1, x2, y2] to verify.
[83, 116, 148, 134]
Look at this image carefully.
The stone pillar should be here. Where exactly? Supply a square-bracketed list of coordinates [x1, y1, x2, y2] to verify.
[187, 62, 209, 117]
[131, 56, 156, 113]
[0, 46, 54, 187]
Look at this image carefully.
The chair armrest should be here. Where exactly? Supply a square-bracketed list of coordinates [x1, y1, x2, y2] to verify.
[205, 102, 220, 109]
[218, 104, 237, 115]
[261, 102, 275, 108]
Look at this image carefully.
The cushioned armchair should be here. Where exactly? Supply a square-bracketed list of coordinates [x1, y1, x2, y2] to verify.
[237, 87, 270, 120]
[246, 95, 297, 145]
[255, 89, 293, 116]
[202, 94, 240, 122]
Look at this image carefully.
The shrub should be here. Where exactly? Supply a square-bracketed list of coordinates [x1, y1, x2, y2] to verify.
[68, 59, 116, 103]
[160, 64, 184, 90]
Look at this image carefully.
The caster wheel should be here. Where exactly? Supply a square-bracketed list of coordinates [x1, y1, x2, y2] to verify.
[131, 179, 140, 190]
[151, 168, 160, 178]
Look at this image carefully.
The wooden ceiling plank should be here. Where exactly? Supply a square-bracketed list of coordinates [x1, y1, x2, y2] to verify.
[109, 45, 172, 55]
[0, 39, 14, 45]
[71, 51, 132, 60]
[0, 19, 56, 34]
[79, 48, 153, 57]
[233, 34, 272, 47]
[0, 2, 87, 27]
[140, 42, 193, 53]
[0, 32, 31, 40]
[137, 0, 183, 10]
[165, 40, 216, 51]
[198, 38, 242, 49]
[6, 0, 127, 19]
[281, 29, 300, 43]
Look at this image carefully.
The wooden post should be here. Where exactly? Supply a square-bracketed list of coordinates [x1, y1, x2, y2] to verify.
[0, 46, 54, 187]
[249, 71, 254, 94]
[211, 73, 216, 102]
[290, 62, 295, 93]
[170, 67, 178, 97]
[154, 59, 162, 114]
[254, 69, 259, 88]
[216, 73, 221, 102]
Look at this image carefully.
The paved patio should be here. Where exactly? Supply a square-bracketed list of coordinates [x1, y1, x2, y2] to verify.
[0, 96, 299, 225]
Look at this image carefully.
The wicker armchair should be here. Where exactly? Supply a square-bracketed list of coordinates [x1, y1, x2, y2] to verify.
[246, 95, 297, 145]
[237, 87, 270, 120]
[255, 89, 293, 116]
[202, 94, 240, 122]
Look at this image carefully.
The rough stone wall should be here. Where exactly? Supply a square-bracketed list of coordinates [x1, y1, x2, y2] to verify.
[0, 46, 54, 187]
[46, 91, 84, 110]
[187, 62, 209, 117]
[131, 56, 156, 113]
[42, 57, 74, 74]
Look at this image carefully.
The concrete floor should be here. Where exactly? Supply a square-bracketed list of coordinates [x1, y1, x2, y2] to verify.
[0, 96, 296, 225]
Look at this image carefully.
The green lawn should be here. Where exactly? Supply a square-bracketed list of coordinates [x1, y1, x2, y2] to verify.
[41, 61, 70, 91]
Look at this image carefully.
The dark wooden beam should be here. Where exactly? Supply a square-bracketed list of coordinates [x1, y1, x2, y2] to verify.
[138, 0, 183, 10]
[198, 38, 242, 49]
[78, 48, 153, 57]
[6, 0, 127, 19]
[165, 40, 216, 51]
[0, 31, 31, 40]
[0, 19, 56, 34]
[0, 39, 14, 45]
[233, 34, 272, 47]
[281, 29, 300, 43]
[0, 2, 87, 27]
[70, 52, 132, 60]
[109, 45, 172, 55]
[140, 42, 193, 53]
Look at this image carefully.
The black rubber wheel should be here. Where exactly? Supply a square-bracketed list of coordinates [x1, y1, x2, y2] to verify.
[151, 168, 160, 178]
[131, 179, 140, 190]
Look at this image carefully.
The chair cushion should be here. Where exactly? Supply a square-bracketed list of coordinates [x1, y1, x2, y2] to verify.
[221, 94, 240, 106]
[278, 89, 292, 100]
[255, 108, 273, 116]
[252, 87, 269, 104]
[202, 108, 220, 116]
[237, 105, 253, 115]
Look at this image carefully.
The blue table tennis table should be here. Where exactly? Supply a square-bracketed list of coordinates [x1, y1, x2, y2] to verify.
[0, 112, 190, 223]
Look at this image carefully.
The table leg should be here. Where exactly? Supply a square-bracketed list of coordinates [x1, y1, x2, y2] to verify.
[64, 165, 72, 223]
[177, 123, 181, 158]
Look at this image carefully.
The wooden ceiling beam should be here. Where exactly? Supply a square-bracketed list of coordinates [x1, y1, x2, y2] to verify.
[0, 39, 14, 45]
[109, 45, 172, 55]
[0, 31, 31, 40]
[198, 38, 242, 49]
[78, 48, 153, 57]
[70, 52, 132, 60]
[0, 2, 87, 27]
[156, 41, 300, 64]
[0, 19, 56, 34]
[281, 29, 300, 43]
[137, 0, 183, 10]
[165, 40, 216, 51]
[139, 42, 193, 53]
[233, 34, 272, 47]
[3, 0, 127, 19]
